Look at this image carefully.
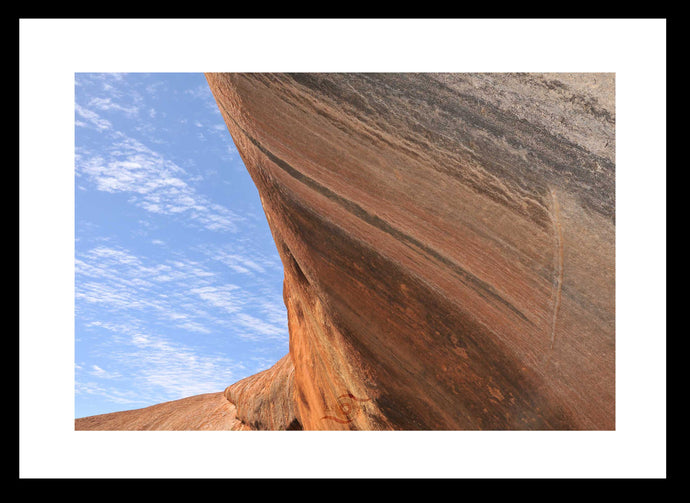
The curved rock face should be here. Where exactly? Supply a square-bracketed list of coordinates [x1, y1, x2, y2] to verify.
[206, 72, 615, 431]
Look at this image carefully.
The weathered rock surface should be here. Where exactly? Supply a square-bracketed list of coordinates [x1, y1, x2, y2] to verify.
[74, 392, 249, 431]
[224, 353, 301, 430]
[76, 73, 615, 431]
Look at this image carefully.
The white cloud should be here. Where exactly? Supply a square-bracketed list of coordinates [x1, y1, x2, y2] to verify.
[75, 104, 112, 131]
[196, 243, 282, 274]
[190, 285, 243, 313]
[176, 321, 212, 334]
[74, 379, 149, 406]
[221, 252, 266, 274]
[89, 365, 121, 379]
[76, 135, 242, 232]
[77, 241, 287, 348]
[258, 299, 288, 326]
[185, 84, 213, 101]
[145, 80, 167, 95]
[88, 97, 140, 117]
[115, 330, 245, 400]
[75, 244, 288, 410]
[77, 317, 246, 402]
[235, 312, 285, 339]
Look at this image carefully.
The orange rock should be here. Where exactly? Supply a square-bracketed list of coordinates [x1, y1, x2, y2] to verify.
[224, 353, 301, 430]
[74, 392, 249, 431]
[206, 73, 615, 430]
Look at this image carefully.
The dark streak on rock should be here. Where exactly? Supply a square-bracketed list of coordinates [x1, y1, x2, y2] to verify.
[287, 73, 615, 224]
[219, 103, 535, 328]
[255, 159, 577, 430]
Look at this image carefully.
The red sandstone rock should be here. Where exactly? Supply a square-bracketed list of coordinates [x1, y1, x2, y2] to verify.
[224, 353, 300, 430]
[207, 73, 615, 431]
[74, 392, 249, 431]
[76, 73, 615, 431]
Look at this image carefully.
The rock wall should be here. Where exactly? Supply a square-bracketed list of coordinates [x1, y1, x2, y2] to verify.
[206, 72, 615, 430]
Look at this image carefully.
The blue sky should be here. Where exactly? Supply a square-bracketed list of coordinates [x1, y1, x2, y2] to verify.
[74, 73, 288, 419]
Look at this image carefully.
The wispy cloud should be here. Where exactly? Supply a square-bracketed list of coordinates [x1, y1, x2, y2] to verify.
[89, 365, 121, 379]
[76, 135, 243, 232]
[76, 244, 287, 342]
[216, 253, 267, 275]
[75, 380, 148, 406]
[189, 285, 243, 313]
[184, 83, 218, 110]
[75, 73, 243, 233]
[77, 319, 248, 404]
[234, 312, 285, 339]
[195, 243, 283, 276]
[75, 103, 112, 131]
[88, 97, 140, 117]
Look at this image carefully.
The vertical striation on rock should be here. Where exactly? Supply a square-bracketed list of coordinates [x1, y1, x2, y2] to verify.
[206, 72, 615, 431]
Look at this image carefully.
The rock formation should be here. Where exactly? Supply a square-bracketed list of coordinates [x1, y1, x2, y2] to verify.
[74, 392, 250, 431]
[76, 73, 615, 431]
